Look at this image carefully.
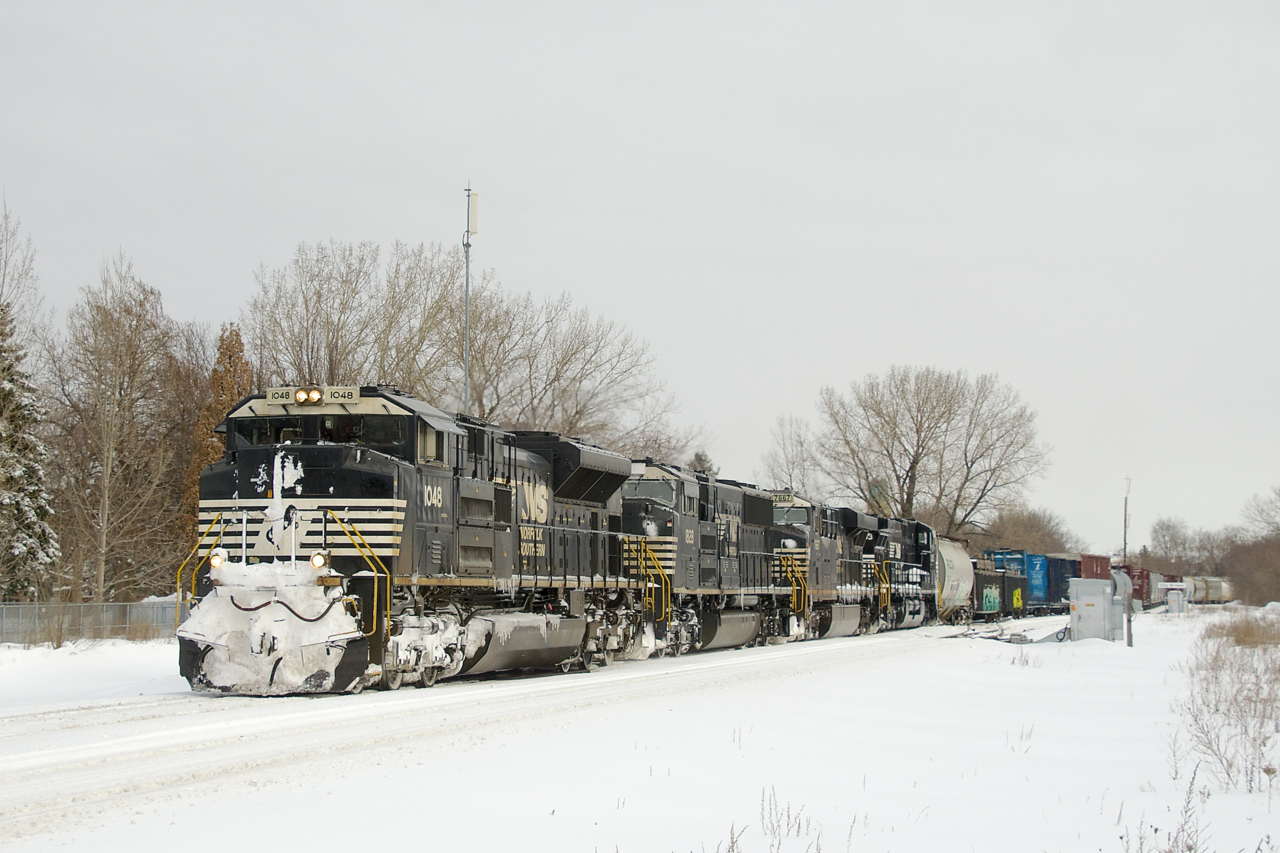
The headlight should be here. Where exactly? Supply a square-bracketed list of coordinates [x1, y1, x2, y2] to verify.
[294, 388, 308, 404]
[310, 550, 330, 569]
[307, 388, 323, 404]
[209, 547, 229, 569]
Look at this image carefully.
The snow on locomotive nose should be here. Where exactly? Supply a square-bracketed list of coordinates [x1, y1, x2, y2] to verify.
[178, 443, 367, 694]
[177, 556, 363, 694]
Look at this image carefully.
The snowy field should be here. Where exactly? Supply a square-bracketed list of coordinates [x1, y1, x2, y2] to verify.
[0, 610, 1273, 852]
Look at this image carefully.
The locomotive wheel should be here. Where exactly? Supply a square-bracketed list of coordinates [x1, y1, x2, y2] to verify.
[417, 667, 438, 688]
[599, 648, 615, 667]
[379, 668, 403, 691]
[558, 660, 574, 674]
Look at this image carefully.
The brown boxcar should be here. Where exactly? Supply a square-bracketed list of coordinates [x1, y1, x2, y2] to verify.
[1121, 565, 1150, 606]
[1079, 553, 1111, 581]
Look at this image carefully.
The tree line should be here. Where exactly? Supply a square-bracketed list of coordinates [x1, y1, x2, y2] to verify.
[758, 365, 1069, 554]
[0, 206, 698, 602]
[1138, 495, 1280, 607]
[2, 200, 1276, 605]
[756, 366, 1280, 604]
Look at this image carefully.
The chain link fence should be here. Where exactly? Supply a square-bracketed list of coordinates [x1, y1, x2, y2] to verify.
[0, 601, 192, 647]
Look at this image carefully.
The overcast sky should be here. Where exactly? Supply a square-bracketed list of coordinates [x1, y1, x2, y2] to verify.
[3, 1, 1277, 553]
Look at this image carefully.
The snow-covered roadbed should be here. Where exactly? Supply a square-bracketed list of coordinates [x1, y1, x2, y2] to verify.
[0, 612, 1271, 852]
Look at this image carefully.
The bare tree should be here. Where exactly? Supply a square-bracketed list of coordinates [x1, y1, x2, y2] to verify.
[0, 198, 49, 356]
[815, 366, 1048, 535]
[446, 276, 533, 421]
[452, 287, 688, 454]
[243, 241, 381, 387]
[365, 242, 460, 400]
[600, 394, 697, 462]
[44, 256, 198, 601]
[245, 241, 470, 401]
[0, 199, 45, 350]
[1150, 517, 1195, 564]
[967, 505, 1086, 555]
[1243, 486, 1280, 538]
[1145, 517, 1241, 574]
[759, 415, 822, 495]
[245, 240, 688, 455]
[1221, 535, 1280, 606]
[496, 293, 670, 445]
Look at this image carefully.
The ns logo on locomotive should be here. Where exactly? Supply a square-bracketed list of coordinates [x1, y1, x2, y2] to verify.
[176, 384, 973, 695]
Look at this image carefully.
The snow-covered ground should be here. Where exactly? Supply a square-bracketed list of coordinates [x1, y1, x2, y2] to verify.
[0, 610, 1273, 852]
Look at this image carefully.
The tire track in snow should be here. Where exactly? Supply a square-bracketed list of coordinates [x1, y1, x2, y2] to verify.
[0, 631, 939, 841]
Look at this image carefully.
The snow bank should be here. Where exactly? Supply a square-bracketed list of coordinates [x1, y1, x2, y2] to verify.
[0, 639, 187, 710]
[1, 609, 1274, 853]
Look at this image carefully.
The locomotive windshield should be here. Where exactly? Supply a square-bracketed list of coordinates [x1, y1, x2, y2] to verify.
[774, 506, 811, 526]
[232, 414, 410, 459]
[621, 479, 677, 507]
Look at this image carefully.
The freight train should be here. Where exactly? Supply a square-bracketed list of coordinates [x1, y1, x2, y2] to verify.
[176, 384, 973, 695]
[175, 383, 1230, 695]
[980, 549, 1233, 615]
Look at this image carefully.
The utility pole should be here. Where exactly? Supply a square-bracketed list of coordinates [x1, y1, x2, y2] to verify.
[1123, 477, 1133, 648]
[462, 186, 478, 416]
[1122, 477, 1131, 564]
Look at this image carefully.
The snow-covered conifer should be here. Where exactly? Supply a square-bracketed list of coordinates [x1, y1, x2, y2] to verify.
[0, 301, 59, 599]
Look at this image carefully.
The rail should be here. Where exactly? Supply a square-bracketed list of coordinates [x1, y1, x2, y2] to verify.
[174, 513, 224, 629]
[326, 509, 392, 640]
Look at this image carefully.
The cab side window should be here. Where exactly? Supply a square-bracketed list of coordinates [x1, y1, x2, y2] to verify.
[418, 423, 445, 464]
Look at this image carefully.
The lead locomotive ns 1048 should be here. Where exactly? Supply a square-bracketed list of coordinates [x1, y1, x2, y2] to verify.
[176, 384, 972, 695]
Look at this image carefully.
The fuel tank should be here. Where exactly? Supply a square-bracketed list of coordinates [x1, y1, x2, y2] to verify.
[817, 604, 862, 638]
[458, 613, 588, 675]
[698, 609, 761, 651]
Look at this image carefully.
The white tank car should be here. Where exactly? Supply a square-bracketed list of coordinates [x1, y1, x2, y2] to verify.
[935, 538, 975, 623]
[1184, 576, 1233, 604]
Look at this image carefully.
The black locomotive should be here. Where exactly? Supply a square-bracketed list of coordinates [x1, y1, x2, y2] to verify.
[177, 384, 943, 694]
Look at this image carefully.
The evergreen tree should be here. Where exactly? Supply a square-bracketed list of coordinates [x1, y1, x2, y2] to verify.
[687, 450, 719, 476]
[180, 323, 253, 537]
[0, 302, 58, 599]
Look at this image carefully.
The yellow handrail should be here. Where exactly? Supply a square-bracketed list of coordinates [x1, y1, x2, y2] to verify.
[624, 537, 670, 623]
[649, 544, 670, 623]
[780, 554, 809, 617]
[797, 558, 805, 610]
[326, 509, 392, 640]
[875, 560, 892, 618]
[780, 554, 798, 608]
[174, 513, 225, 629]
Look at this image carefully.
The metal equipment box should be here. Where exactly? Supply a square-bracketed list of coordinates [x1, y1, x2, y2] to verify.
[1068, 578, 1114, 641]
